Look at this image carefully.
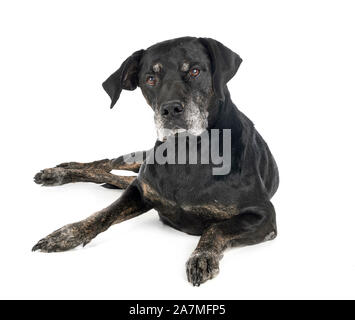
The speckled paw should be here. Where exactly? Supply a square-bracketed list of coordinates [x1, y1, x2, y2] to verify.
[186, 251, 220, 286]
[34, 167, 70, 186]
[32, 222, 94, 253]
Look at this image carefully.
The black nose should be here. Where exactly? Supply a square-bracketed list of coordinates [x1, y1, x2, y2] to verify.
[160, 101, 184, 117]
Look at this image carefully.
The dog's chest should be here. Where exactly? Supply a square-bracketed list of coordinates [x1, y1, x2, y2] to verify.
[137, 164, 238, 234]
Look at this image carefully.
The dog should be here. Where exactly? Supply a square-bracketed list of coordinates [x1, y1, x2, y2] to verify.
[33, 37, 279, 286]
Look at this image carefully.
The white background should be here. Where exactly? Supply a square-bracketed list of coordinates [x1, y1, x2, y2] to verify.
[1, 0, 354, 300]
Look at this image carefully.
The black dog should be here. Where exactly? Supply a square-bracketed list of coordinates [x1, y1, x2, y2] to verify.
[33, 37, 279, 286]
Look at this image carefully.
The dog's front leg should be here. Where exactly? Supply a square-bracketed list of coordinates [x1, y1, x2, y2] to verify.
[32, 182, 151, 252]
[186, 202, 277, 286]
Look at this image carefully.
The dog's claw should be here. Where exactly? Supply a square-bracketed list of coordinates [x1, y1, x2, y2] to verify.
[186, 251, 220, 286]
[32, 237, 51, 252]
[32, 242, 42, 252]
[82, 239, 91, 247]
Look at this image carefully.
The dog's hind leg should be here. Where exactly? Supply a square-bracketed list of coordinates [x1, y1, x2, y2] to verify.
[56, 150, 149, 173]
[186, 201, 277, 286]
[34, 167, 136, 189]
[34, 150, 149, 188]
[32, 181, 152, 252]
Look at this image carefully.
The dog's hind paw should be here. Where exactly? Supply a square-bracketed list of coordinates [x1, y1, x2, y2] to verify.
[32, 222, 96, 253]
[186, 250, 220, 286]
[34, 167, 70, 186]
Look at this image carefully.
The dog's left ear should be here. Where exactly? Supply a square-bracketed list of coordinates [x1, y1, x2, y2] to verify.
[102, 49, 145, 108]
[199, 38, 242, 101]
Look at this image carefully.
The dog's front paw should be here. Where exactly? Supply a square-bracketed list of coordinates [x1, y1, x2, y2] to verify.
[186, 250, 220, 286]
[32, 222, 96, 252]
[34, 167, 70, 186]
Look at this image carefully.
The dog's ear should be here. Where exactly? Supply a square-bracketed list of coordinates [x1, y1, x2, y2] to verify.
[199, 38, 242, 101]
[102, 49, 145, 108]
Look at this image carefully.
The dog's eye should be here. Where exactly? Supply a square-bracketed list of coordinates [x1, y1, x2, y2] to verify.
[146, 75, 156, 86]
[189, 68, 200, 77]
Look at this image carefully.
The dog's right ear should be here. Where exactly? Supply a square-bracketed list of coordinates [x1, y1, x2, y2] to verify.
[102, 49, 145, 108]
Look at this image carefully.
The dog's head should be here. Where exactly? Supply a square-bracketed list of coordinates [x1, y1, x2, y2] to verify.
[103, 37, 242, 141]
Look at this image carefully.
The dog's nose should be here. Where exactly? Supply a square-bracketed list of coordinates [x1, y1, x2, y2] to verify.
[160, 101, 184, 117]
